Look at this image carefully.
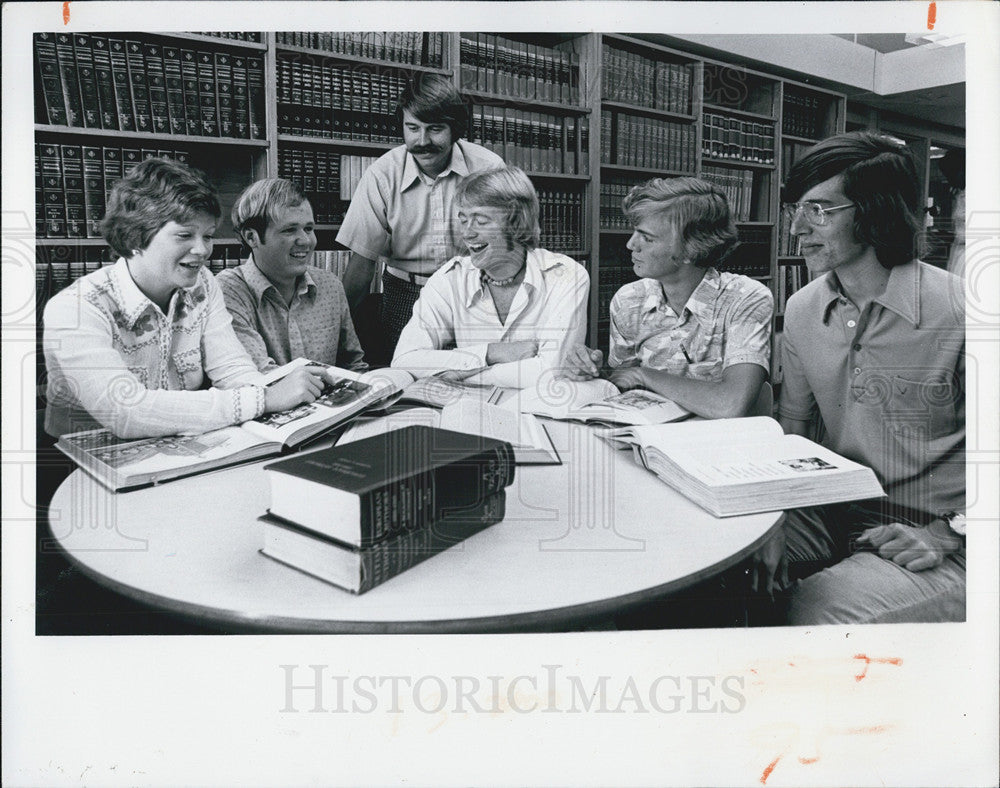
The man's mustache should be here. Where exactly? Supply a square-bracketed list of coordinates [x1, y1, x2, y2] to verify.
[409, 144, 443, 154]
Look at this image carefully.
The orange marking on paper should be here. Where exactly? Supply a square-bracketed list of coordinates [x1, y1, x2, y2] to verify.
[760, 755, 781, 784]
[798, 757, 820, 765]
[848, 724, 893, 735]
[927, 2, 936, 30]
[853, 653, 903, 681]
[63, 1, 70, 24]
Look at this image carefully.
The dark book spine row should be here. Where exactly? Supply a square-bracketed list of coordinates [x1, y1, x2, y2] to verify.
[599, 174, 645, 230]
[356, 493, 506, 593]
[602, 110, 696, 172]
[34, 34, 262, 139]
[35, 143, 194, 240]
[277, 146, 349, 225]
[601, 44, 692, 115]
[782, 91, 824, 139]
[276, 54, 406, 142]
[189, 32, 263, 44]
[701, 165, 755, 223]
[776, 261, 806, 316]
[727, 225, 772, 278]
[358, 442, 515, 548]
[471, 105, 589, 175]
[537, 189, 586, 253]
[702, 112, 776, 165]
[458, 33, 579, 104]
[596, 251, 639, 320]
[275, 32, 444, 68]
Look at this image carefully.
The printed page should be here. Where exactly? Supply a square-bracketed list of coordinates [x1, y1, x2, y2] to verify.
[575, 388, 690, 424]
[508, 378, 619, 418]
[613, 416, 785, 453]
[441, 399, 531, 448]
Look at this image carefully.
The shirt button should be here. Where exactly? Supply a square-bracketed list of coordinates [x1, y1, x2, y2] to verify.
[853, 343, 862, 351]
[847, 320, 856, 328]
[854, 367, 862, 375]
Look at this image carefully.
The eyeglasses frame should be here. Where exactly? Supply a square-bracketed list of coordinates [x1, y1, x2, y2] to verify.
[782, 201, 856, 226]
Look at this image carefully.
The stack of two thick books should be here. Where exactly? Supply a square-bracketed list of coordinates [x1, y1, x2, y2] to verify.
[260, 426, 516, 594]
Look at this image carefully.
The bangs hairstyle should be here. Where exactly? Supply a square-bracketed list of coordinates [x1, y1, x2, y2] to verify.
[231, 178, 310, 244]
[622, 177, 738, 268]
[396, 73, 469, 139]
[454, 166, 541, 248]
[101, 157, 221, 259]
[781, 131, 922, 269]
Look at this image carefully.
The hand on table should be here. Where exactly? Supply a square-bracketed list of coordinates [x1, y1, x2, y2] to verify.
[855, 521, 963, 572]
[608, 365, 645, 391]
[264, 366, 327, 413]
[559, 345, 604, 380]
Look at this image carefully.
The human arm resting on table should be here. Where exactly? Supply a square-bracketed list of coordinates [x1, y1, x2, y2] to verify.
[613, 362, 768, 420]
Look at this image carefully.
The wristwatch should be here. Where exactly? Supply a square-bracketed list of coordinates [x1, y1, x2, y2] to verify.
[938, 511, 967, 537]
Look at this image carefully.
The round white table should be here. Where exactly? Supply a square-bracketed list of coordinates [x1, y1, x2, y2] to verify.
[48, 421, 783, 633]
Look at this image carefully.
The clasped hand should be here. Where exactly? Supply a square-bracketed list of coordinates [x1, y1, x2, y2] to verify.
[855, 521, 963, 572]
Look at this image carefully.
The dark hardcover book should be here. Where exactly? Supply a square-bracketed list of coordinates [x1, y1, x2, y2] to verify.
[40, 143, 66, 237]
[60, 144, 86, 238]
[162, 45, 186, 135]
[55, 32, 84, 127]
[90, 37, 119, 130]
[124, 40, 152, 133]
[122, 147, 141, 176]
[247, 56, 265, 139]
[180, 49, 201, 136]
[214, 52, 234, 137]
[263, 425, 515, 549]
[197, 51, 218, 136]
[230, 54, 250, 139]
[72, 34, 101, 128]
[107, 39, 136, 132]
[143, 43, 169, 134]
[35, 33, 68, 125]
[34, 144, 45, 237]
[103, 145, 123, 195]
[82, 146, 105, 238]
[260, 491, 506, 594]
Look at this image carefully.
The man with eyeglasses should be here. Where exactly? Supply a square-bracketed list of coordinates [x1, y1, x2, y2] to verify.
[754, 131, 966, 626]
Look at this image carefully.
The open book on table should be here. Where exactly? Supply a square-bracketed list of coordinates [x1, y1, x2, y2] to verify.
[55, 359, 404, 491]
[368, 371, 504, 410]
[338, 398, 561, 465]
[601, 416, 885, 517]
[507, 378, 690, 426]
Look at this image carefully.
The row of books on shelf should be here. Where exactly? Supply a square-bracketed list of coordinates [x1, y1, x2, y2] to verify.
[34, 33, 266, 139]
[782, 92, 827, 140]
[702, 112, 776, 165]
[599, 175, 643, 230]
[277, 147, 350, 224]
[777, 261, 808, 315]
[471, 106, 590, 175]
[601, 110, 697, 172]
[192, 32, 263, 44]
[777, 205, 804, 257]
[276, 56, 408, 141]
[458, 33, 580, 103]
[596, 263, 639, 319]
[275, 31, 445, 68]
[728, 226, 773, 278]
[700, 165, 757, 223]
[601, 44, 693, 115]
[537, 191, 586, 252]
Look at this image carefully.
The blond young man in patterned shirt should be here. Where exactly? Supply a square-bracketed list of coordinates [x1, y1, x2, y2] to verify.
[220, 179, 367, 373]
[562, 177, 774, 419]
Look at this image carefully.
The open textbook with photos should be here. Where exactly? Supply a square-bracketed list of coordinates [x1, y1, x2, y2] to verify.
[509, 377, 690, 426]
[338, 398, 560, 465]
[55, 359, 406, 491]
[601, 416, 885, 517]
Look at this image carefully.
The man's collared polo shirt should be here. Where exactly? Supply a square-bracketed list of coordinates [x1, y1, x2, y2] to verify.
[217, 257, 367, 372]
[336, 139, 504, 276]
[778, 259, 965, 516]
[609, 268, 773, 380]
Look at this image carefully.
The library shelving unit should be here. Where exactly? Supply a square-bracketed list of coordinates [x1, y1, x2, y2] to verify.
[34, 30, 851, 362]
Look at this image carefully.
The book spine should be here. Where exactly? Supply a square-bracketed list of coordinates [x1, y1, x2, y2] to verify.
[162, 45, 186, 135]
[230, 54, 250, 139]
[55, 32, 84, 127]
[125, 40, 152, 133]
[34, 33, 68, 126]
[247, 56, 265, 139]
[197, 51, 218, 136]
[358, 442, 515, 548]
[180, 49, 201, 136]
[90, 36, 119, 130]
[40, 143, 66, 237]
[108, 39, 136, 132]
[81, 146, 105, 238]
[144, 42, 170, 134]
[71, 34, 101, 128]
[214, 52, 234, 138]
[60, 144, 85, 238]
[356, 493, 506, 593]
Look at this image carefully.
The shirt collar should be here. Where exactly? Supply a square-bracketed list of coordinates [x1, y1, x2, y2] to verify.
[822, 261, 921, 326]
[454, 247, 561, 308]
[639, 267, 720, 323]
[401, 140, 468, 191]
[244, 254, 315, 305]
[110, 257, 203, 327]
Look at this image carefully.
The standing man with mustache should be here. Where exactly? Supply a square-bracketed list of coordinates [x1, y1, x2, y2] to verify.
[337, 74, 504, 364]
